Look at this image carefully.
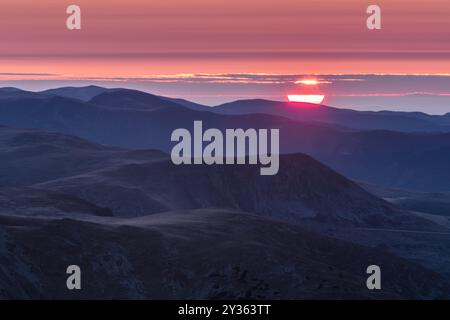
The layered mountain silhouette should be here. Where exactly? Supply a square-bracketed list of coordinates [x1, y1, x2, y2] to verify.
[1, 127, 447, 270]
[213, 99, 450, 132]
[89, 89, 186, 111]
[0, 126, 410, 227]
[1, 89, 450, 298]
[1, 87, 450, 191]
[42, 85, 108, 101]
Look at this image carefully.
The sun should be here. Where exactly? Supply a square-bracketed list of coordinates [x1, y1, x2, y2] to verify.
[287, 94, 325, 104]
[295, 79, 320, 85]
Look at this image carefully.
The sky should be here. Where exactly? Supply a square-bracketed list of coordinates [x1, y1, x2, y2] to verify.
[1, 0, 450, 112]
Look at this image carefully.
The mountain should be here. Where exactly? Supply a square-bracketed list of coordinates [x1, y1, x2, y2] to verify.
[89, 89, 186, 111]
[0, 89, 345, 152]
[41, 85, 109, 101]
[34, 142, 450, 278]
[1, 125, 449, 298]
[35, 86, 450, 132]
[1, 209, 448, 299]
[1, 125, 428, 229]
[0, 87, 51, 100]
[0, 125, 408, 227]
[35, 153, 413, 227]
[316, 130, 450, 192]
[42, 85, 213, 111]
[2, 87, 450, 191]
[159, 96, 213, 112]
[362, 183, 450, 218]
[212, 99, 450, 132]
[0, 126, 166, 187]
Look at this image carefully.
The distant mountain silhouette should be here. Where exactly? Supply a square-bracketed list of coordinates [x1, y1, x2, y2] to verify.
[0, 87, 50, 99]
[89, 89, 186, 111]
[41, 85, 109, 101]
[362, 183, 450, 219]
[41, 85, 211, 111]
[159, 96, 212, 112]
[41, 86, 450, 132]
[2, 87, 450, 191]
[213, 99, 450, 132]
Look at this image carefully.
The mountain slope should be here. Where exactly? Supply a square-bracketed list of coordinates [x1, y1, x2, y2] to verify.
[159, 96, 213, 112]
[362, 183, 450, 218]
[1, 126, 449, 298]
[0, 126, 414, 228]
[35, 152, 426, 229]
[1, 209, 447, 299]
[317, 130, 450, 192]
[0, 87, 50, 100]
[0, 126, 166, 187]
[0, 187, 112, 217]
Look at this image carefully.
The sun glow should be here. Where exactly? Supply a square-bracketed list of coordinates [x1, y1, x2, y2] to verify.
[287, 95, 325, 104]
[295, 79, 320, 85]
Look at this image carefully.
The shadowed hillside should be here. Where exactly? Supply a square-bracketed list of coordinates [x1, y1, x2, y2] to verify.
[35, 153, 415, 228]
[0, 124, 449, 299]
[1, 209, 448, 299]
[0, 125, 421, 228]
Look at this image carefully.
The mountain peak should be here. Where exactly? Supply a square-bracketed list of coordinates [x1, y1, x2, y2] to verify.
[41, 85, 110, 101]
[89, 89, 184, 111]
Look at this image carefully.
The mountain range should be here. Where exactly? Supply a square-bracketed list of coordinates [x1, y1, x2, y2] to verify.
[1, 86, 450, 191]
[1, 85, 450, 299]
[0, 125, 407, 226]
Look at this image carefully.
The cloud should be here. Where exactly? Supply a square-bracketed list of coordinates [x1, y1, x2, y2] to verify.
[0, 72, 57, 76]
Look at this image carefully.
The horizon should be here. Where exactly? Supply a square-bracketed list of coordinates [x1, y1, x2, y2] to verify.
[3, 0, 450, 303]
[2, 83, 450, 116]
[1, 1, 450, 113]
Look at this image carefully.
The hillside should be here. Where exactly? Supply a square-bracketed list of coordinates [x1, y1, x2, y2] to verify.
[1, 209, 447, 299]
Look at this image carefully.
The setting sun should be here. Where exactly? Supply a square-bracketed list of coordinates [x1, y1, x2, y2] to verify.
[295, 79, 319, 85]
[294, 79, 331, 85]
[287, 94, 325, 104]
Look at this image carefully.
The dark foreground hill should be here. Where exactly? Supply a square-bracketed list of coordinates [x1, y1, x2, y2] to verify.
[35, 153, 417, 228]
[0, 187, 112, 218]
[0, 209, 448, 299]
[0, 125, 435, 228]
[1, 126, 450, 298]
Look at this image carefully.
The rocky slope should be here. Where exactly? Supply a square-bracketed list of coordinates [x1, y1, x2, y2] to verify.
[1, 209, 448, 299]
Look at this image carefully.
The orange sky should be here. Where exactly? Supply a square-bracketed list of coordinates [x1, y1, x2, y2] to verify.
[1, 0, 450, 78]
